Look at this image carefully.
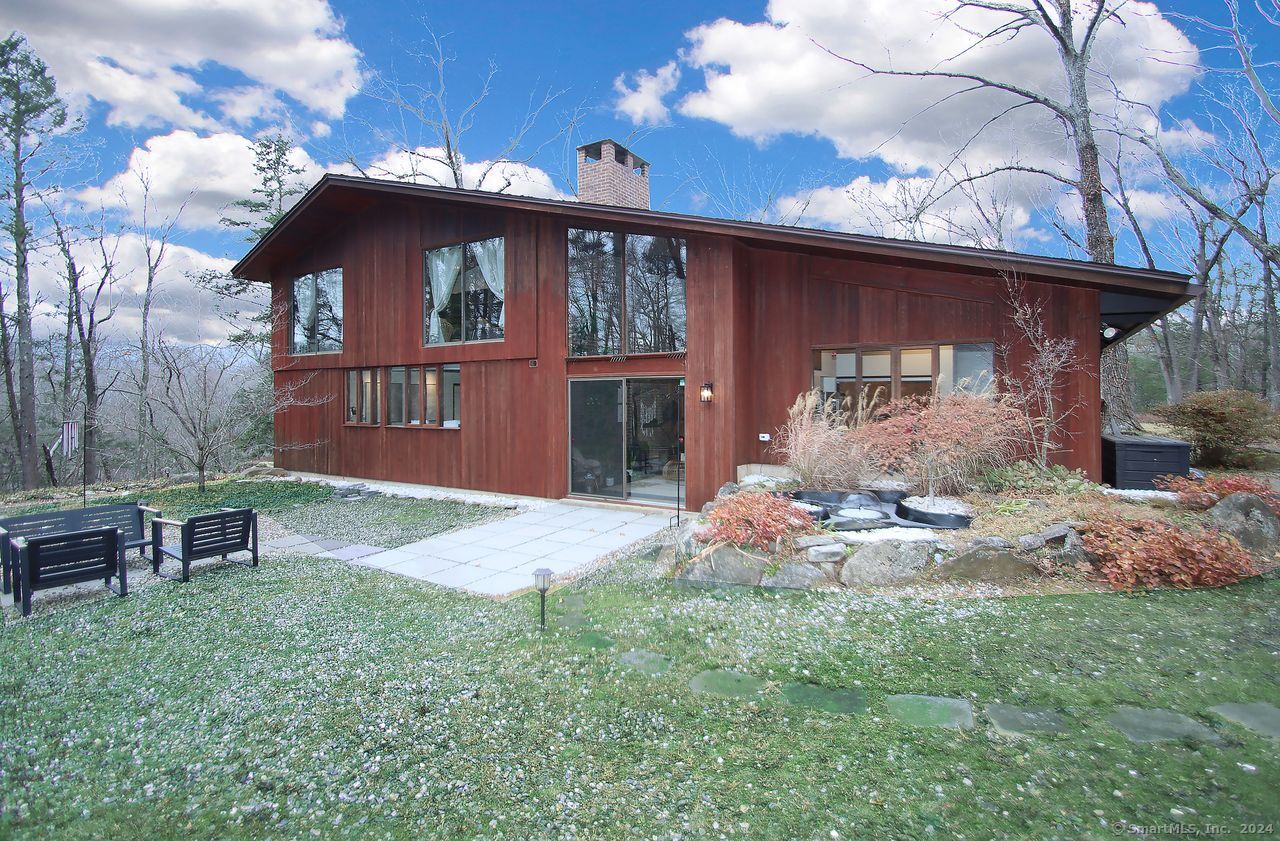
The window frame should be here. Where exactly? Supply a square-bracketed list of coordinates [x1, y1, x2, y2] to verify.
[289, 267, 344, 356]
[422, 236, 506, 348]
[345, 368, 381, 426]
[380, 364, 458, 430]
[814, 340, 997, 402]
[566, 226, 687, 359]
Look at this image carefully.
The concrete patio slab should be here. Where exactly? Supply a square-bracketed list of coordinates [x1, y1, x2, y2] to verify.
[1107, 706, 1220, 743]
[1209, 701, 1280, 739]
[887, 695, 975, 729]
[326, 544, 385, 561]
[332, 500, 670, 596]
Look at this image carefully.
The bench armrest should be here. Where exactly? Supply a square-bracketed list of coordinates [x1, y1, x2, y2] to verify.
[152, 518, 184, 527]
[138, 505, 161, 515]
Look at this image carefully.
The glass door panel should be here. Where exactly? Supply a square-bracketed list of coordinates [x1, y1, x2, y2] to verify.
[625, 379, 683, 504]
[569, 379, 625, 499]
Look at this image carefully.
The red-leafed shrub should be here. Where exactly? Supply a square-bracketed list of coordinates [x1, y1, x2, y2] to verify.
[850, 392, 1027, 497]
[1078, 515, 1258, 590]
[1154, 474, 1280, 517]
[702, 492, 815, 551]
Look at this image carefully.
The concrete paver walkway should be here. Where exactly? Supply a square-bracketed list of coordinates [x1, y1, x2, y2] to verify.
[348, 502, 671, 596]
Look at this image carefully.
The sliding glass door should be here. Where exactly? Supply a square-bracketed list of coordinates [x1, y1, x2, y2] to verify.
[569, 378, 684, 503]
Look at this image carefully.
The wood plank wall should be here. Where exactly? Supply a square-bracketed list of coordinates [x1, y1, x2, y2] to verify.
[270, 200, 1105, 509]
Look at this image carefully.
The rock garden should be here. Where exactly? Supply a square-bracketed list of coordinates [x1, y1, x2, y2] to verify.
[672, 389, 1280, 595]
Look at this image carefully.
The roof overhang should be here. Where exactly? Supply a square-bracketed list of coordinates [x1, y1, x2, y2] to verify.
[233, 174, 1200, 342]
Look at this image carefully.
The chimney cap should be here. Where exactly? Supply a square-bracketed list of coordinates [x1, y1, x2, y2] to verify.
[576, 138, 649, 168]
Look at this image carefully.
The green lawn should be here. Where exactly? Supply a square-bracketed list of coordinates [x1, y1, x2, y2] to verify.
[1, 547, 1277, 839]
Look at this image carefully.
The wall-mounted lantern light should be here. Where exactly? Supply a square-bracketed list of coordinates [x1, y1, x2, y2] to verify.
[699, 383, 714, 403]
[533, 568, 552, 630]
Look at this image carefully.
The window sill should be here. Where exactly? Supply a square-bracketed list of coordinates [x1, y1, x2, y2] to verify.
[567, 351, 687, 361]
[385, 423, 459, 430]
[343, 422, 381, 428]
[421, 338, 504, 348]
[288, 350, 343, 357]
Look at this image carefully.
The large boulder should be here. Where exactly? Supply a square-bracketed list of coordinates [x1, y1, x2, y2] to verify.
[839, 540, 934, 586]
[807, 543, 847, 564]
[761, 563, 831, 590]
[1208, 493, 1280, 557]
[674, 517, 710, 557]
[935, 547, 1037, 582]
[677, 544, 769, 586]
[794, 534, 839, 550]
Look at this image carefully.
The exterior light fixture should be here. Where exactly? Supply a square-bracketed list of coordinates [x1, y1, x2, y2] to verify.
[533, 567, 552, 630]
[1101, 325, 1119, 339]
[699, 383, 714, 403]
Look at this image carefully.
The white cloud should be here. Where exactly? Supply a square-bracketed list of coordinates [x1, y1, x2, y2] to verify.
[663, 0, 1201, 249]
[9, 0, 363, 130]
[357, 147, 567, 199]
[79, 130, 326, 230]
[614, 61, 682, 126]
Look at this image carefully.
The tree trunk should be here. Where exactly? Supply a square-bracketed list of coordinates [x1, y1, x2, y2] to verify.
[10, 145, 39, 488]
[1146, 322, 1181, 404]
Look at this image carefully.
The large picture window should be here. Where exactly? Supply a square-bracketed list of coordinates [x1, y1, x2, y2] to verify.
[568, 228, 685, 357]
[290, 268, 343, 354]
[814, 342, 995, 407]
[382, 365, 458, 428]
[424, 238, 504, 345]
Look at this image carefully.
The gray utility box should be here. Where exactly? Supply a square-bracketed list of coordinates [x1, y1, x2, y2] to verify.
[1101, 434, 1192, 490]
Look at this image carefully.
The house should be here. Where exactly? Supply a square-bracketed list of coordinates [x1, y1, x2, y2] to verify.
[231, 139, 1199, 510]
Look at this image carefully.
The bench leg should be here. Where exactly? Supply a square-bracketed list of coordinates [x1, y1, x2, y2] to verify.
[182, 556, 190, 583]
[19, 553, 31, 618]
[2, 552, 10, 595]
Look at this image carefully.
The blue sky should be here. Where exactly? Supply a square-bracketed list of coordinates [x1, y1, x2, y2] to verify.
[4, 0, 1275, 340]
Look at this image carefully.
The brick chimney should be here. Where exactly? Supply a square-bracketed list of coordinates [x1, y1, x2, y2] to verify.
[576, 139, 649, 209]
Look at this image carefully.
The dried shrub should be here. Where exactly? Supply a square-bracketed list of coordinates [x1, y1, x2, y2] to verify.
[1078, 515, 1257, 590]
[1154, 474, 1280, 517]
[702, 492, 815, 551]
[851, 392, 1027, 497]
[770, 389, 878, 490]
[1151, 390, 1280, 467]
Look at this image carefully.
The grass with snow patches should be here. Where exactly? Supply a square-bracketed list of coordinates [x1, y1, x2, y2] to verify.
[1, 548, 1277, 839]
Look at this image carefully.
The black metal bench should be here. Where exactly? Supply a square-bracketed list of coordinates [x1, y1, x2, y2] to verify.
[13, 527, 128, 617]
[151, 508, 258, 583]
[1, 503, 159, 601]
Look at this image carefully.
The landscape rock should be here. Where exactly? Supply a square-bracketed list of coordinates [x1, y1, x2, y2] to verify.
[1017, 533, 1046, 552]
[677, 544, 768, 586]
[935, 547, 1037, 582]
[674, 517, 709, 556]
[1207, 493, 1280, 556]
[1038, 523, 1076, 544]
[794, 534, 839, 549]
[968, 535, 1015, 550]
[738, 473, 785, 490]
[241, 463, 288, 478]
[839, 540, 933, 586]
[807, 543, 847, 564]
[761, 563, 830, 590]
[716, 482, 739, 498]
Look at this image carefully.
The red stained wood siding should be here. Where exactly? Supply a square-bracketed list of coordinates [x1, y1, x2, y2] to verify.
[269, 197, 1107, 509]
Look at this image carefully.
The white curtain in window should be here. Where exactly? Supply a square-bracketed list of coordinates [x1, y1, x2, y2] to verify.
[428, 245, 463, 343]
[471, 238, 505, 329]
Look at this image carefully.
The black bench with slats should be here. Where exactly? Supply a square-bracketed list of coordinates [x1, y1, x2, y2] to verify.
[1, 503, 159, 601]
[14, 527, 128, 617]
[151, 508, 259, 583]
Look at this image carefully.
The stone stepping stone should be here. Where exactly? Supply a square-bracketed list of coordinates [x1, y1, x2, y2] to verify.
[1209, 702, 1280, 739]
[781, 683, 867, 715]
[886, 694, 975, 729]
[690, 669, 765, 698]
[1107, 706, 1220, 744]
[984, 703, 1070, 737]
[616, 649, 673, 675]
[575, 631, 615, 650]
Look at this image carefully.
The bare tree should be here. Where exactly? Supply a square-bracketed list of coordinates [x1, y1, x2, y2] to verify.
[149, 339, 253, 492]
[347, 27, 579, 191]
[998, 275, 1087, 468]
[822, 0, 1143, 430]
[129, 170, 186, 478]
[45, 203, 120, 485]
[0, 32, 69, 488]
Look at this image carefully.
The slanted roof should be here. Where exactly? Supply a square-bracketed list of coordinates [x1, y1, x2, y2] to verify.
[232, 174, 1199, 345]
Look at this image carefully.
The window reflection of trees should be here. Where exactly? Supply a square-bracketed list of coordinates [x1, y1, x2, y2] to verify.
[568, 229, 685, 357]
